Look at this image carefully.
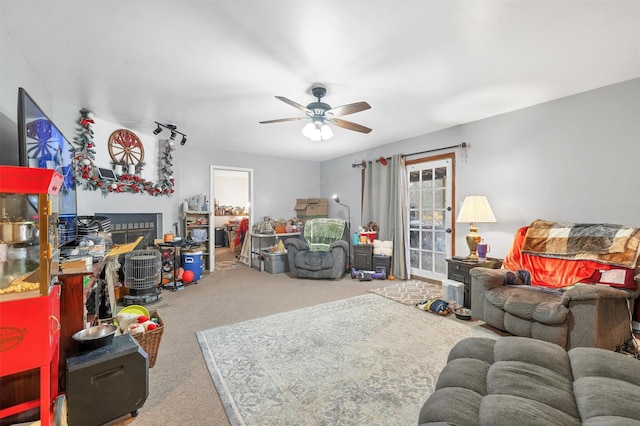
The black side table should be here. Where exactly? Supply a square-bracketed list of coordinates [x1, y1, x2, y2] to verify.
[446, 257, 503, 308]
[353, 244, 373, 270]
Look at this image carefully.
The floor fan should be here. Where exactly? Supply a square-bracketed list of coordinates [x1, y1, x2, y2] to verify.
[122, 249, 162, 306]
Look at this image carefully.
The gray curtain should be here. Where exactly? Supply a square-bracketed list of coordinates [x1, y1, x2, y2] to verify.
[362, 155, 409, 279]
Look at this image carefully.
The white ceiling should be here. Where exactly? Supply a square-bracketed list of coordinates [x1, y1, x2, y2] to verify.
[2, 1, 639, 161]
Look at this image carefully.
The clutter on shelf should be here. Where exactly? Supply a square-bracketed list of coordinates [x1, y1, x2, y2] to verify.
[252, 217, 301, 234]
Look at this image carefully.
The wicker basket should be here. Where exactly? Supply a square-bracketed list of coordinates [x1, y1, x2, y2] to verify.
[100, 309, 165, 368]
[134, 310, 164, 368]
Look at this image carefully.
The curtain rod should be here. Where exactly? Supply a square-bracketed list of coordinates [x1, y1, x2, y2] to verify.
[351, 142, 468, 168]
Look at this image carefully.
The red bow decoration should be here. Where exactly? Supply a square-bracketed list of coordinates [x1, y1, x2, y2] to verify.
[378, 156, 388, 166]
[80, 118, 95, 126]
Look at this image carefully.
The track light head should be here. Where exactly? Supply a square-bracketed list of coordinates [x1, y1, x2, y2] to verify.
[170, 131, 177, 140]
[180, 135, 187, 145]
[153, 123, 163, 135]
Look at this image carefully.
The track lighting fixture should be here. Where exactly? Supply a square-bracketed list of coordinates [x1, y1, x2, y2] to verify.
[153, 122, 187, 145]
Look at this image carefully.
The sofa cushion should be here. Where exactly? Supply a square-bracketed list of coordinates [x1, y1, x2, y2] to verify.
[486, 286, 569, 325]
[479, 394, 581, 426]
[418, 387, 482, 426]
[489, 337, 578, 417]
[570, 347, 640, 423]
[435, 358, 490, 396]
[487, 362, 579, 418]
[447, 337, 495, 365]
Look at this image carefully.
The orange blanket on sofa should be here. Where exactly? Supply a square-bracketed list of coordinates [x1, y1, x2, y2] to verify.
[503, 226, 637, 289]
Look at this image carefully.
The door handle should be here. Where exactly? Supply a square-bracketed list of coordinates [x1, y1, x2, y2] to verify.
[446, 228, 452, 233]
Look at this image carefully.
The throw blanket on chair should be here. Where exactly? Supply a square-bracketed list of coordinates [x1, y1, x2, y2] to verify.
[522, 219, 640, 268]
[304, 218, 346, 252]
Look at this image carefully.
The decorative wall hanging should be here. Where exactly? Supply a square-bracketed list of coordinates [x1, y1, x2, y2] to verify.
[108, 129, 145, 168]
[72, 108, 175, 196]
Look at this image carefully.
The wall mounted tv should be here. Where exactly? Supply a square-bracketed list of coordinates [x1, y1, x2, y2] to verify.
[17, 87, 77, 244]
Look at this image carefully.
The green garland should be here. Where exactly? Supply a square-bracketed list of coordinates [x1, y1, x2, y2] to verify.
[72, 109, 175, 196]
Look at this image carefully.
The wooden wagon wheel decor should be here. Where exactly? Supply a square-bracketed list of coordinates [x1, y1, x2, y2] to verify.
[108, 129, 145, 166]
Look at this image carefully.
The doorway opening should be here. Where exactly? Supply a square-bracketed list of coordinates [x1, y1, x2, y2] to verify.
[209, 166, 254, 270]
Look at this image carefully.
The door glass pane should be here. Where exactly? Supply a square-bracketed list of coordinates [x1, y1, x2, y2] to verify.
[409, 230, 419, 248]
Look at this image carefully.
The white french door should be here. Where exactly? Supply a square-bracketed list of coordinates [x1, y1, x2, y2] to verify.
[407, 158, 453, 280]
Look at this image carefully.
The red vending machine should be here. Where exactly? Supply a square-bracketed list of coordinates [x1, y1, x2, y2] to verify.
[0, 166, 65, 425]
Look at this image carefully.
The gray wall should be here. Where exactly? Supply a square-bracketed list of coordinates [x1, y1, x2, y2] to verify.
[321, 78, 640, 259]
[1, 26, 321, 235]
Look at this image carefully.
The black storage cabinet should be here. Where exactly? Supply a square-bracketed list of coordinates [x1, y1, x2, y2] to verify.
[66, 334, 148, 426]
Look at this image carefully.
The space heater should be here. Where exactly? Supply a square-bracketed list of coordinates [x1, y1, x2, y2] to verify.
[122, 249, 162, 306]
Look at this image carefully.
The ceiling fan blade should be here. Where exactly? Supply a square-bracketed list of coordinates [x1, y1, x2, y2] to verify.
[275, 96, 312, 115]
[326, 101, 371, 117]
[329, 118, 372, 134]
[259, 117, 308, 124]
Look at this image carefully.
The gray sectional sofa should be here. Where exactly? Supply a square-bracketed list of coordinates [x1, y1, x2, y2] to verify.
[419, 336, 640, 425]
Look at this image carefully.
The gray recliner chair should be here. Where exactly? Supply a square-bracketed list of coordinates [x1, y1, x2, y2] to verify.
[285, 218, 349, 279]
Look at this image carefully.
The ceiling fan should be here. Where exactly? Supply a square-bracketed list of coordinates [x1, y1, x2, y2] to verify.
[259, 85, 372, 141]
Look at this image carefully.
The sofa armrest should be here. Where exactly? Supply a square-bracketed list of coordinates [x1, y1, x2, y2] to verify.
[470, 268, 506, 290]
[561, 283, 640, 304]
[329, 240, 349, 252]
[285, 238, 309, 252]
[470, 268, 507, 321]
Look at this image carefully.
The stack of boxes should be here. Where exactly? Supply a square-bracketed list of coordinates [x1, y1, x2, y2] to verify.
[293, 198, 328, 223]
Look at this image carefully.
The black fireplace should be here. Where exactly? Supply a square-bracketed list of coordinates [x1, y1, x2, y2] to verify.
[97, 213, 162, 249]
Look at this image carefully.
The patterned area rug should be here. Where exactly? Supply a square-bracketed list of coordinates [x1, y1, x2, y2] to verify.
[196, 293, 498, 425]
[369, 279, 443, 306]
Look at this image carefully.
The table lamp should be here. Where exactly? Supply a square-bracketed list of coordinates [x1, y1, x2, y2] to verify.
[455, 195, 496, 260]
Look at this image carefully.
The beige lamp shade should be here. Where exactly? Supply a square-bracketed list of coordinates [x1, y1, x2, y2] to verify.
[456, 196, 496, 260]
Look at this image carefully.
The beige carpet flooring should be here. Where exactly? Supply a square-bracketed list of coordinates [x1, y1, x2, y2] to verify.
[105, 248, 391, 425]
[104, 248, 497, 425]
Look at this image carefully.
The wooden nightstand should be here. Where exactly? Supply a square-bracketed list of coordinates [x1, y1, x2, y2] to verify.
[446, 257, 503, 308]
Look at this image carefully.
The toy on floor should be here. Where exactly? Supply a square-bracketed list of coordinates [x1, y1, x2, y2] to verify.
[350, 267, 387, 281]
[182, 269, 195, 283]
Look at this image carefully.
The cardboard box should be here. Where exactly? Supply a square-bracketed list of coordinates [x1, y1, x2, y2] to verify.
[293, 198, 328, 216]
[294, 198, 307, 213]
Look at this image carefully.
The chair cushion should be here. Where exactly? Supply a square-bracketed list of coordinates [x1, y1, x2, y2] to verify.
[293, 251, 335, 271]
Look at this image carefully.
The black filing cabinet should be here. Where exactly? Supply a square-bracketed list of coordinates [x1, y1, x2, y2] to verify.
[353, 244, 373, 270]
[446, 258, 503, 308]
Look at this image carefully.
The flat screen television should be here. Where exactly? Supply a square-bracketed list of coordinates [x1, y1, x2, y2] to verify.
[17, 87, 77, 244]
[0, 111, 22, 166]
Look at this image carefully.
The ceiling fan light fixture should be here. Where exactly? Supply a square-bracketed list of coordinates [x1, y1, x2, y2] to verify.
[303, 120, 333, 141]
[320, 123, 333, 140]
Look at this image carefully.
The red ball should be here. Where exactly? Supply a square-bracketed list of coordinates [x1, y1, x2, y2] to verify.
[182, 270, 195, 283]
